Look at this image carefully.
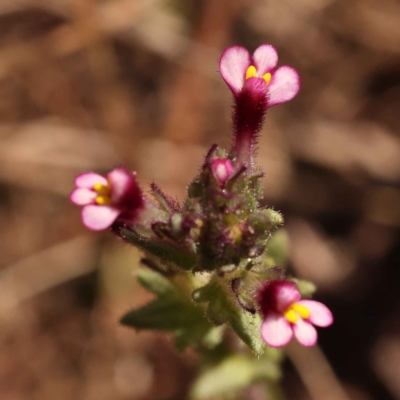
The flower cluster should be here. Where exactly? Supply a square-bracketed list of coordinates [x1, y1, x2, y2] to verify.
[71, 44, 332, 351]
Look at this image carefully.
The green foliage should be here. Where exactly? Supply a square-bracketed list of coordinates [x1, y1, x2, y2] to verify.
[194, 278, 265, 356]
[174, 325, 224, 352]
[293, 278, 316, 298]
[136, 268, 175, 295]
[119, 227, 196, 270]
[263, 208, 284, 228]
[121, 269, 220, 351]
[190, 354, 281, 400]
[264, 229, 289, 267]
[121, 296, 197, 331]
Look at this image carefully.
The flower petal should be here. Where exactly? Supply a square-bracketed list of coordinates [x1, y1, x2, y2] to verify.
[81, 205, 120, 230]
[107, 168, 132, 202]
[267, 66, 300, 107]
[298, 300, 333, 327]
[219, 46, 251, 95]
[252, 44, 278, 76]
[75, 172, 107, 188]
[261, 312, 293, 348]
[258, 280, 301, 315]
[275, 281, 301, 312]
[293, 317, 317, 347]
[107, 168, 143, 213]
[70, 188, 96, 205]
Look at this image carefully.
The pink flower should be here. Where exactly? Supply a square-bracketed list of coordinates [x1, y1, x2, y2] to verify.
[219, 44, 300, 106]
[219, 45, 300, 167]
[210, 158, 234, 187]
[70, 168, 144, 231]
[258, 280, 333, 348]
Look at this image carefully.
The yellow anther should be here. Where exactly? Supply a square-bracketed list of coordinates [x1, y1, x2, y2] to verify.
[292, 303, 311, 319]
[227, 225, 242, 243]
[284, 309, 298, 324]
[194, 218, 204, 228]
[245, 65, 257, 79]
[263, 72, 272, 85]
[95, 195, 112, 205]
[93, 183, 111, 196]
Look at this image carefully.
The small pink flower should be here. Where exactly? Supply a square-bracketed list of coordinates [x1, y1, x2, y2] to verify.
[210, 158, 234, 186]
[70, 168, 144, 231]
[219, 44, 300, 106]
[219, 45, 300, 167]
[258, 280, 333, 348]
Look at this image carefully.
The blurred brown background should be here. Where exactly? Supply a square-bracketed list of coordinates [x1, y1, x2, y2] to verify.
[0, 0, 400, 399]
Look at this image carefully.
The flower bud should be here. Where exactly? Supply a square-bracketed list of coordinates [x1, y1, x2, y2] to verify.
[210, 158, 234, 187]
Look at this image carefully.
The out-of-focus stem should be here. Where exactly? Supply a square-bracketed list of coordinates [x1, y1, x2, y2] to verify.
[286, 342, 351, 400]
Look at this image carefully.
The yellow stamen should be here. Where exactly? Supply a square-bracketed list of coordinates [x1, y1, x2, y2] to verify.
[284, 303, 311, 323]
[245, 65, 257, 79]
[263, 72, 271, 85]
[93, 183, 111, 196]
[227, 225, 242, 243]
[284, 309, 298, 324]
[292, 303, 311, 319]
[96, 195, 112, 205]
